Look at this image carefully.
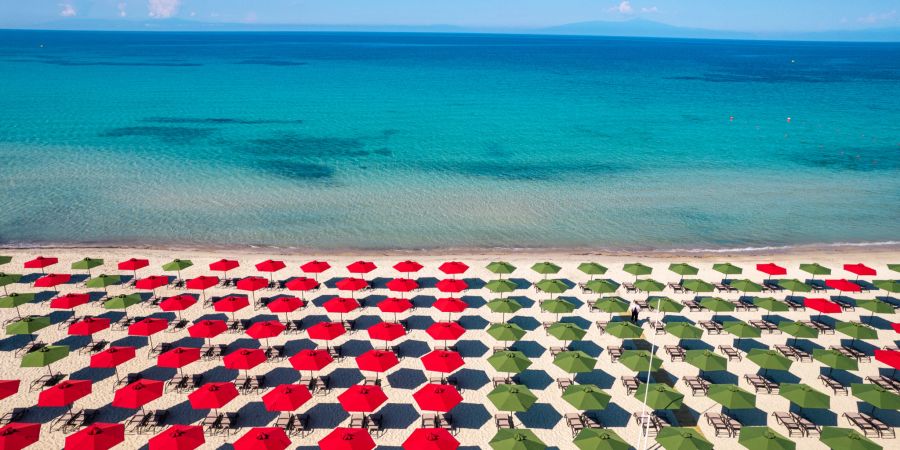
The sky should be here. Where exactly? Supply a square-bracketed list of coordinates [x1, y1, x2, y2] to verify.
[0, 0, 898, 32]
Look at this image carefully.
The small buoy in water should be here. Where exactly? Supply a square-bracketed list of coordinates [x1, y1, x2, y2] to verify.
[39, 44, 44, 48]
[786, 117, 791, 123]
[791, 59, 795, 63]
[729, 116, 734, 121]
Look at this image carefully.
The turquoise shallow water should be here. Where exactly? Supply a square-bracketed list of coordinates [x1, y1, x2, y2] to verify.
[0, 30, 898, 250]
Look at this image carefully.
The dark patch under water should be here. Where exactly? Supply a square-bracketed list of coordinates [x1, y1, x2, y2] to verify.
[99, 126, 215, 144]
[241, 135, 369, 158]
[427, 160, 628, 181]
[235, 59, 307, 66]
[792, 147, 900, 172]
[257, 159, 336, 181]
[142, 117, 304, 125]
[39, 59, 202, 67]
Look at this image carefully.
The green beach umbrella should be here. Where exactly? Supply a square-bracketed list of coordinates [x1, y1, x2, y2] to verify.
[713, 263, 743, 278]
[754, 297, 790, 312]
[104, 293, 142, 317]
[594, 296, 630, 320]
[723, 320, 762, 343]
[487, 323, 526, 342]
[578, 262, 607, 279]
[486, 279, 518, 296]
[685, 349, 728, 375]
[665, 322, 703, 341]
[835, 321, 878, 345]
[889, 264, 900, 273]
[681, 279, 714, 293]
[0, 293, 34, 318]
[488, 350, 532, 374]
[700, 297, 734, 313]
[6, 316, 51, 336]
[856, 299, 895, 316]
[0, 273, 22, 295]
[606, 321, 643, 339]
[852, 383, 900, 411]
[531, 262, 561, 279]
[656, 427, 713, 450]
[778, 321, 818, 345]
[648, 297, 684, 314]
[708, 384, 756, 410]
[162, 259, 193, 278]
[819, 427, 882, 450]
[547, 322, 587, 344]
[635, 383, 684, 410]
[668, 263, 699, 281]
[554, 351, 597, 374]
[535, 279, 568, 296]
[623, 263, 652, 278]
[562, 384, 610, 410]
[21, 345, 69, 375]
[487, 261, 516, 279]
[0, 256, 11, 266]
[634, 279, 664, 293]
[747, 349, 793, 375]
[85, 274, 122, 292]
[777, 279, 812, 295]
[800, 263, 831, 279]
[489, 429, 546, 450]
[71, 257, 103, 276]
[738, 427, 795, 450]
[540, 298, 575, 321]
[573, 429, 629, 450]
[729, 279, 763, 293]
[487, 384, 538, 412]
[813, 349, 858, 374]
[584, 279, 618, 294]
[780, 383, 830, 410]
[872, 280, 900, 293]
[486, 298, 522, 322]
[619, 350, 663, 372]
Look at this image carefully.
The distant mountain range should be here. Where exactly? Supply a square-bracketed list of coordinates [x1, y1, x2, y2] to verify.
[15, 18, 900, 42]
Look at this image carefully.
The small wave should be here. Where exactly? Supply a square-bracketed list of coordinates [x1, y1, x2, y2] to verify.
[664, 241, 900, 254]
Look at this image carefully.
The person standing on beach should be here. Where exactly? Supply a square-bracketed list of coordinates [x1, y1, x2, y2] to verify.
[631, 306, 639, 323]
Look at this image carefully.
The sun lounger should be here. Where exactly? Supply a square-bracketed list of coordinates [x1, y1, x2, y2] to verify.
[342, 319, 355, 333]
[744, 374, 778, 394]
[0, 408, 28, 427]
[495, 413, 514, 429]
[124, 411, 150, 434]
[429, 376, 458, 388]
[649, 320, 665, 334]
[705, 412, 732, 437]
[718, 345, 741, 361]
[201, 413, 222, 435]
[623, 282, 637, 293]
[668, 282, 686, 293]
[682, 376, 710, 396]
[730, 300, 749, 311]
[565, 413, 585, 437]
[492, 344, 510, 353]
[64, 409, 97, 433]
[57, 316, 80, 330]
[633, 412, 669, 437]
[581, 413, 602, 429]
[773, 412, 804, 437]
[843, 413, 879, 438]
[265, 345, 286, 361]
[542, 322, 553, 335]
[858, 413, 895, 439]
[621, 376, 641, 395]
[595, 321, 608, 334]
[834, 298, 855, 311]
[634, 298, 650, 310]
[15, 340, 46, 357]
[148, 342, 172, 356]
[699, 320, 723, 334]
[750, 320, 779, 333]
[665, 345, 686, 362]
[166, 319, 188, 333]
[800, 320, 834, 334]
[785, 298, 805, 310]
[830, 345, 870, 363]
[683, 300, 704, 312]
[363, 375, 381, 386]
[714, 283, 737, 293]
[493, 376, 513, 387]
[310, 376, 330, 395]
[763, 281, 783, 292]
[365, 413, 384, 437]
[606, 346, 623, 362]
[29, 373, 65, 391]
[795, 413, 820, 437]
[78, 339, 108, 354]
[586, 299, 597, 309]
[549, 346, 566, 357]
[327, 345, 342, 361]
[866, 376, 900, 392]
[557, 378, 573, 392]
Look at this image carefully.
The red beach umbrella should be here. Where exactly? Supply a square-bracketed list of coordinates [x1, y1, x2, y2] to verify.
[38, 380, 92, 407]
[135, 276, 169, 291]
[378, 297, 413, 322]
[436, 279, 467, 294]
[318, 428, 375, 450]
[347, 261, 376, 275]
[756, 263, 786, 278]
[403, 428, 459, 450]
[159, 294, 197, 319]
[413, 383, 462, 412]
[236, 277, 269, 304]
[285, 277, 319, 293]
[805, 298, 842, 313]
[336, 277, 368, 294]
[439, 261, 469, 277]
[128, 318, 168, 347]
[157, 347, 201, 374]
[112, 379, 163, 410]
[426, 322, 466, 344]
[324, 297, 359, 321]
[433, 298, 468, 320]
[393, 260, 423, 276]
[255, 260, 286, 282]
[118, 258, 149, 277]
[367, 321, 406, 348]
[387, 278, 418, 293]
[844, 263, 876, 278]
[300, 260, 331, 280]
[892, 322, 900, 333]
[338, 385, 387, 413]
[825, 279, 862, 293]
[209, 259, 240, 278]
[188, 319, 228, 344]
[64, 423, 123, 450]
[0, 422, 40, 450]
[233, 427, 291, 450]
[224, 348, 266, 375]
[186, 276, 218, 297]
[51, 293, 90, 310]
[289, 349, 333, 376]
[23, 256, 57, 274]
[91, 346, 136, 382]
[355, 349, 399, 374]
[875, 349, 900, 372]
[188, 382, 239, 412]
[69, 317, 111, 340]
[0, 380, 20, 401]
[148, 425, 205, 450]
[34, 273, 70, 288]
[262, 384, 312, 412]
[421, 350, 464, 374]
[214, 295, 249, 320]
[246, 320, 286, 346]
[306, 321, 346, 347]
[266, 296, 303, 322]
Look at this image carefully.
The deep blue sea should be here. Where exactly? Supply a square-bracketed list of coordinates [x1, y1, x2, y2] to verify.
[0, 30, 898, 250]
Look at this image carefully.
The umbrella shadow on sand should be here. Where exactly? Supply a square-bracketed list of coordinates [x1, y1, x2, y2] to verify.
[733, 338, 768, 353]
[595, 402, 631, 427]
[761, 369, 801, 385]
[410, 295, 436, 308]
[395, 339, 429, 358]
[457, 315, 489, 330]
[262, 366, 300, 385]
[339, 339, 374, 357]
[789, 405, 837, 426]
[109, 336, 147, 349]
[23, 406, 71, 424]
[454, 339, 488, 358]
[573, 370, 614, 389]
[165, 399, 208, 425]
[0, 334, 35, 352]
[508, 316, 540, 331]
[378, 403, 418, 429]
[386, 368, 426, 389]
[70, 366, 116, 383]
[235, 401, 277, 427]
[703, 371, 738, 386]
[460, 295, 486, 308]
[405, 315, 435, 330]
[516, 403, 562, 429]
[511, 340, 545, 358]
[352, 314, 383, 330]
[453, 368, 489, 391]
[517, 369, 553, 390]
[33, 291, 58, 303]
[680, 340, 714, 351]
[307, 402, 349, 429]
[860, 315, 894, 330]
[283, 338, 317, 354]
[569, 340, 602, 357]
[449, 402, 491, 429]
[509, 295, 535, 308]
[328, 368, 364, 388]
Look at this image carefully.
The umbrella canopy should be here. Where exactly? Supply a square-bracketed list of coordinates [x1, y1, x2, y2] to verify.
[186, 276, 218, 291]
[856, 299, 895, 315]
[485, 280, 518, 294]
[634, 383, 684, 410]
[0, 293, 34, 315]
[488, 351, 532, 374]
[112, 379, 163, 409]
[439, 261, 469, 276]
[336, 278, 369, 292]
[23, 256, 57, 271]
[700, 297, 734, 312]
[747, 349, 793, 373]
[819, 427, 882, 450]
[0, 273, 23, 295]
[285, 277, 319, 292]
[486, 298, 522, 315]
[649, 297, 684, 313]
[393, 260, 423, 274]
[584, 279, 618, 294]
[669, 263, 699, 277]
[0, 422, 40, 450]
[729, 279, 763, 293]
[547, 323, 587, 342]
[594, 297, 630, 315]
[307, 322, 347, 341]
[486, 261, 516, 277]
[148, 425, 204, 450]
[265, 296, 304, 314]
[835, 321, 878, 341]
[426, 322, 465, 342]
[812, 349, 859, 372]
[318, 428, 375, 450]
[488, 384, 537, 412]
[713, 263, 743, 276]
[656, 427, 713, 450]
[162, 259, 193, 275]
[338, 385, 388, 413]
[128, 318, 168, 337]
[246, 320, 286, 341]
[223, 348, 266, 372]
[324, 297, 359, 314]
[214, 295, 249, 313]
[103, 294, 141, 310]
[118, 258, 149, 273]
[289, 349, 334, 373]
[531, 262, 561, 277]
[0, 380, 19, 401]
[723, 320, 762, 340]
[38, 380, 91, 407]
[779, 383, 830, 409]
[386, 278, 419, 293]
[553, 351, 597, 373]
[779, 321, 819, 343]
[487, 323, 526, 342]
[873, 280, 900, 293]
[7, 316, 51, 335]
[188, 382, 238, 410]
[666, 322, 703, 340]
[188, 320, 227, 340]
[159, 294, 197, 313]
[562, 384, 611, 410]
[619, 350, 663, 372]
[300, 260, 331, 275]
[685, 349, 728, 373]
[757, 263, 786, 277]
[800, 263, 831, 278]
[777, 279, 812, 293]
[433, 297, 468, 314]
[875, 349, 900, 371]
[65, 423, 123, 450]
[236, 276, 268, 292]
[606, 321, 643, 339]
[21, 345, 68, 369]
[578, 263, 608, 277]
[681, 279, 714, 293]
[68, 317, 111, 336]
[262, 384, 312, 412]
[421, 350, 464, 373]
[158, 347, 201, 370]
[0, 256, 9, 266]
[346, 261, 376, 274]
[233, 428, 290, 450]
[489, 429, 546, 450]
[34, 273, 71, 288]
[754, 297, 790, 312]
[738, 427, 795, 450]
[623, 263, 652, 277]
[209, 259, 239, 275]
[805, 298, 842, 314]
[134, 276, 168, 290]
[633, 279, 664, 293]
[708, 384, 756, 410]
[540, 299, 575, 315]
[573, 429, 629, 450]
[85, 274, 122, 290]
[435, 279, 467, 294]
[91, 346, 135, 368]
[355, 349, 399, 373]
[403, 429, 459, 450]
[852, 383, 900, 410]
[50, 293, 90, 310]
[825, 279, 862, 293]
[844, 264, 876, 277]
[367, 321, 406, 342]
[378, 297, 413, 314]
[255, 259, 286, 277]
[413, 383, 463, 412]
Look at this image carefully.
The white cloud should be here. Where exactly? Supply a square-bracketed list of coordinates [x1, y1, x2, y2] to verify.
[59, 2, 77, 17]
[857, 10, 897, 25]
[616, 1, 633, 14]
[148, 0, 180, 19]
[118, 2, 128, 17]
[641, 6, 659, 13]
